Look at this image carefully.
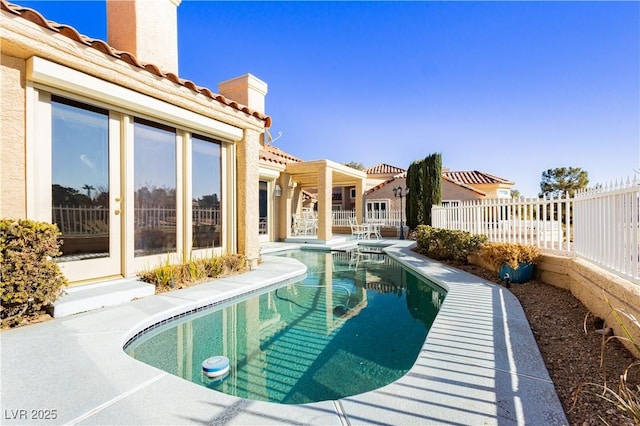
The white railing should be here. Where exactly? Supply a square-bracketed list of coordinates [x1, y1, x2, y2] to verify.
[53, 206, 221, 235]
[332, 210, 355, 226]
[331, 209, 405, 227]
[52, 206, 109, 236]
[574, 179, 639, 283]
[433, 195, 572, 251]
[432, 178, 640, 284]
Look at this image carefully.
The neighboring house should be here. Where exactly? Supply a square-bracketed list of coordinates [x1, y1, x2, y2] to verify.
[330, 163, 404, 211]
[363, 166, 407, 219]
[364, 163, 406, 191]
[1, 0, 271, 284]
[363, 164, 515, 215]
[442, 169, 515, 202]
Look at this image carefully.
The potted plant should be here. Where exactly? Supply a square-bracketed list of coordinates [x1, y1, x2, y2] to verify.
[479, 242, 541, 284]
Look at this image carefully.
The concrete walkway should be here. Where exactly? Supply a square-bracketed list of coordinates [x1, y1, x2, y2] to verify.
[0, 241, 568, 425]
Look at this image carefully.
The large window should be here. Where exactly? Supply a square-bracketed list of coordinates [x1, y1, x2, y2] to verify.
[133, 119, 177, 257]
[366, 200, 388, 220]
[51, 96, 110, 261]
[29, 58, 239, 281]
[192, 135, 222, 248]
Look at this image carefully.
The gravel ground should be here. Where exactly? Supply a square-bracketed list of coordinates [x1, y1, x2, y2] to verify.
[442, 260, 639, 426]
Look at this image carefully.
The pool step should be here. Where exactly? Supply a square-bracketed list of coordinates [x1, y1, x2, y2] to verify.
[52, 278, 155, 318]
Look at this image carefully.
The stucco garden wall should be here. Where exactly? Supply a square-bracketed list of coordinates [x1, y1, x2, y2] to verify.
[0, 53, 27, 219]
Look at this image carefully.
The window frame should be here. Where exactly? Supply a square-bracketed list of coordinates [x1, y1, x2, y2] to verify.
[26, 57, 237, 278]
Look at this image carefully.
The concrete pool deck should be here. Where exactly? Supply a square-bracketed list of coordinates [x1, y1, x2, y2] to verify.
[0, 241, 568, 425]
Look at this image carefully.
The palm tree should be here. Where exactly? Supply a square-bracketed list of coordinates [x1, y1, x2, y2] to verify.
[82, 184, 95, 199]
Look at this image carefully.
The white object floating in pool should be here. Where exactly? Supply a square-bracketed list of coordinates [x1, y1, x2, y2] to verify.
[202, 356, 230, 379]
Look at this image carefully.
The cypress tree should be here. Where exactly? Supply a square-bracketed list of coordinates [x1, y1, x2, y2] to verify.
[406, 162, 417, 229]
[423, 153, 442, 225]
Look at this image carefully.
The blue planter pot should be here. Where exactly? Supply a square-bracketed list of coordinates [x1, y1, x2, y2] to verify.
[499, 262, 535, 284]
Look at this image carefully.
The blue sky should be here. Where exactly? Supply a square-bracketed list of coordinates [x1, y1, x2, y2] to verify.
[18, 1, 640, 197]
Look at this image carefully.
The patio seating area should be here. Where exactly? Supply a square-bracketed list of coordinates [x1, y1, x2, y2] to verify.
[292, 210, 318, 236]
[349, 218, 382, 240]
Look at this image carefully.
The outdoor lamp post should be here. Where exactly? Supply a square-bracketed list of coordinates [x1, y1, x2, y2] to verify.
[393, 186, 406, 240]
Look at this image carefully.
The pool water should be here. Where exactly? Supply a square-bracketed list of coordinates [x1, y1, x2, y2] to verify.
[124, 249, 446, 404]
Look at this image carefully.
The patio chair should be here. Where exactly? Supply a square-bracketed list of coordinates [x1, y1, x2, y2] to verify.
[349, 218, 369, 240]
[368, 222, 382, 239]
[293, 215, 315, 236]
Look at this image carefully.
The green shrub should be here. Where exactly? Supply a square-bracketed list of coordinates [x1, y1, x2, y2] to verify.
[414, 225, 488, 263]
[0, 219, 67, 326]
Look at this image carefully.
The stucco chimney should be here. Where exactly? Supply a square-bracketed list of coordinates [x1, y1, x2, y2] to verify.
[218, 74, 268, 114]
[106, 0, 181, 75]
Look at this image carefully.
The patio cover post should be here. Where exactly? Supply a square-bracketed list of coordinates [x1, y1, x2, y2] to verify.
[317, 165, 333, 241]
[355, 178, 364, 224]
[278, 173, 294, 240]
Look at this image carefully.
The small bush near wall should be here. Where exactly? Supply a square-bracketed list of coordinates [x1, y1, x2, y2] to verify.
[413, 225, 487, 263]
[479, 242, 541, 270]
[0, 219, 68, 327]
[139, 253, 249, 293]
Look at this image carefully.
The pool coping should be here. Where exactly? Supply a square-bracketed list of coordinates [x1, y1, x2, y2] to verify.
[0, 240, 568, 425]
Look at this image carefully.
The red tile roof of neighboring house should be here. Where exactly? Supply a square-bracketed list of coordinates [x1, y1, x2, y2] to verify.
[365, 172, 487, 197]
[365, 164, 406, 175]
[443, 170, 514, 186]
[1, 0, 271, 127]
[442, 175, 486, 196]
[259, 144, 302, 166]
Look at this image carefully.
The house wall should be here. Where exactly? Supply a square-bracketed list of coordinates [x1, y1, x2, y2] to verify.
[1, 8, 267, 280]
[366, 175, 393, 191]
[365, 178, 406, 210]
[469, 183, 511, 198]
[365, 179, 405, 211]
[0, 54, 26, 218]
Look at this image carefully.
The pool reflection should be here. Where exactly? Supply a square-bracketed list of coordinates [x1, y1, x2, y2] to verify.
[125, 251, 446, 404]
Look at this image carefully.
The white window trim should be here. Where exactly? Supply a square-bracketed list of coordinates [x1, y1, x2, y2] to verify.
[27, 56, 243, 142]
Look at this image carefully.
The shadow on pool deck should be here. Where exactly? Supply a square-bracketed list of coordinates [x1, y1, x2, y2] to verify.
[0, 240, 568, 425]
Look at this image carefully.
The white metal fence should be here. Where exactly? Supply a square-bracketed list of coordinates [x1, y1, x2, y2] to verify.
[52, 206, 109, 236]
[332, 209, 404, 227]
[574, 179, 639, 282]
[432, 178, 640, 284]
[432, 195, 572, 251]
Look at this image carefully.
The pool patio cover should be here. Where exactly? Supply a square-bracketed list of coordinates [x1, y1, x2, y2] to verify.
[0, 241, 568, 425]
[279, 160, 367, 242]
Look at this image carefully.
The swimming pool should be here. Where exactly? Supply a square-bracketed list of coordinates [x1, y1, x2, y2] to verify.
[124, 249, 446, 404]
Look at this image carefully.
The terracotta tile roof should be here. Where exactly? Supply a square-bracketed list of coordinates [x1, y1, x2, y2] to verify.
[365, 172, 487, 197]
[1, 0, 271, 127]
[443, 170, 514, 186]
[365, 174, 406, 195]
[259, 144, 302, 166]
[365, 164, 406, 175]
